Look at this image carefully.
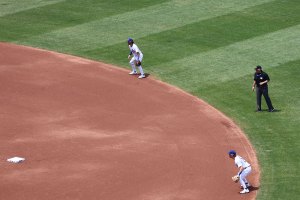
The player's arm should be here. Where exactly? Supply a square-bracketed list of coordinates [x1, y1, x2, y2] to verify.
[252, 81, 256, 91]
[252, 74, 257, 91]
[235, 159, 244, 176]
[260, 74, 270, 85]
[259, 80, 268, 85]
[128, 51, 132, 59]
[237, 166, 244, 176]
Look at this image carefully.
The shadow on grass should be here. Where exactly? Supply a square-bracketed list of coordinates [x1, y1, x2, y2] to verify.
[144, 73, 151, 78]
[249, 185, 260, 192]
[254, 109, 281, 113]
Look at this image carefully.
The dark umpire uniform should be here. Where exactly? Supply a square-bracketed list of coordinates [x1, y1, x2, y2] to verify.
[252, 66, 275, 112]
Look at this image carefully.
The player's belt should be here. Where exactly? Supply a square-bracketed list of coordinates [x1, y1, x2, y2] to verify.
[244, 165, 251, 169]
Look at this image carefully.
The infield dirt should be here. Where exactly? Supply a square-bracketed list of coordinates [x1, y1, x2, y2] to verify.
[0, 43, 259, 200]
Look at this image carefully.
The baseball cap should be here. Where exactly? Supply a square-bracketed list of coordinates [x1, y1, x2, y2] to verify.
[255, 65, 262, 70]
[228, 150, 236, 155]
[127, 38, 134, 43]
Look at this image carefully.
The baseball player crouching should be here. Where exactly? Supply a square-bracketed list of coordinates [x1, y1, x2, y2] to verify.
[228, 150, 252, 194]
[127, 38, 146, 79]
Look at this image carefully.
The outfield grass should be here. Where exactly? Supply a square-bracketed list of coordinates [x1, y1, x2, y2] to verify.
[0, 0, 299, 199]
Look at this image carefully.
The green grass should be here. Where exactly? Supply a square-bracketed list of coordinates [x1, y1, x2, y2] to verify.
[0, 0, 169, 41]
[83, 0, 300, 66]
[0, 0, 299, 199]
[0, 0, 65, 17]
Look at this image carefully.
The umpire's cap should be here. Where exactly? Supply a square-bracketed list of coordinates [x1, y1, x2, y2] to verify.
[255, 65, 262, 70]
[228, 150, 236, 156]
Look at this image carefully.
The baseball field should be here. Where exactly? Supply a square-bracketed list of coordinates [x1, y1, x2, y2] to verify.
[0, 0, 299, 199]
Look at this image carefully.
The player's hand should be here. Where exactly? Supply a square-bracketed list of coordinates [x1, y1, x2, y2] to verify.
[252, 86, 255, 91]
[232, 175, 240, 183]
[128, 55, 131, 59]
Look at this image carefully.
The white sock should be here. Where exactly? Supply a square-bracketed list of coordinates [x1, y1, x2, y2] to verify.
[138, 66, 144, 75]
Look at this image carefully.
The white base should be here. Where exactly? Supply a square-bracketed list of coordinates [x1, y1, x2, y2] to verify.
[7, 157, 25, 163]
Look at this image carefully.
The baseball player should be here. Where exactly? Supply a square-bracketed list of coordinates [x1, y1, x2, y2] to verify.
[228, 150, 252, 194]
[127, 38, 146, 79]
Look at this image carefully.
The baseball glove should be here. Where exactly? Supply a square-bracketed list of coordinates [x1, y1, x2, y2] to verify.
[135, 60, 142, 66]
[232, 175, 240, 183]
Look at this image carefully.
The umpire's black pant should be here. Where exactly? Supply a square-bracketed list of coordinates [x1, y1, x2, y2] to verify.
[256, 86, 274, 111]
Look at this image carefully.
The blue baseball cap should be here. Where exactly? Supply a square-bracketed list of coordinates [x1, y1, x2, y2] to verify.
[228, 150, 236, 155]
[128, 38, 134, 43]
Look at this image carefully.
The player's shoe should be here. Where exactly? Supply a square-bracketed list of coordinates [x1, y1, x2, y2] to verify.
[138, 74, 146, 79]
[239, 188, 249, 194]
[129, 71, 137, 75]
[240, 183, 251, 189]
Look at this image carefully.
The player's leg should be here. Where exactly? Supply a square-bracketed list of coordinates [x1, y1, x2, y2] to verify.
[241, 178, 250, 188]
[129, 57, 137, 75]
[137, 54, 145, 79]
[240, 177, 250, 188]
[256, 87, 263, 111]
[239, 167, 252, 193]
[243, 167, 251, 186]
[243, 177, 250, 185]
[239, 176, 248, 190]
[262, 86, 274, 111]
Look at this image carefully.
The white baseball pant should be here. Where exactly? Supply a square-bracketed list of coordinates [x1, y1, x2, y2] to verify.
[129, 53, 144, 75]
[240, 166, 252, 189]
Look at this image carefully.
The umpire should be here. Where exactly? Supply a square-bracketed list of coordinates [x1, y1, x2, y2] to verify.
[252, 66, 275, 112]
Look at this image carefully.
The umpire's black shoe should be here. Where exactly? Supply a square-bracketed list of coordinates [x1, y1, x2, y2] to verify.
[269, 108, 275, 112]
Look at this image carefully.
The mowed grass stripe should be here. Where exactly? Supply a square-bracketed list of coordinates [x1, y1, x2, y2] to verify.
[153, 24, 300, 91]
[196, 60, 300, 199]
[0, 0, 168, 41]
[79, 0, 299, 68]
[19, 0, 275, 51]
[0, 0, 65, 17]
